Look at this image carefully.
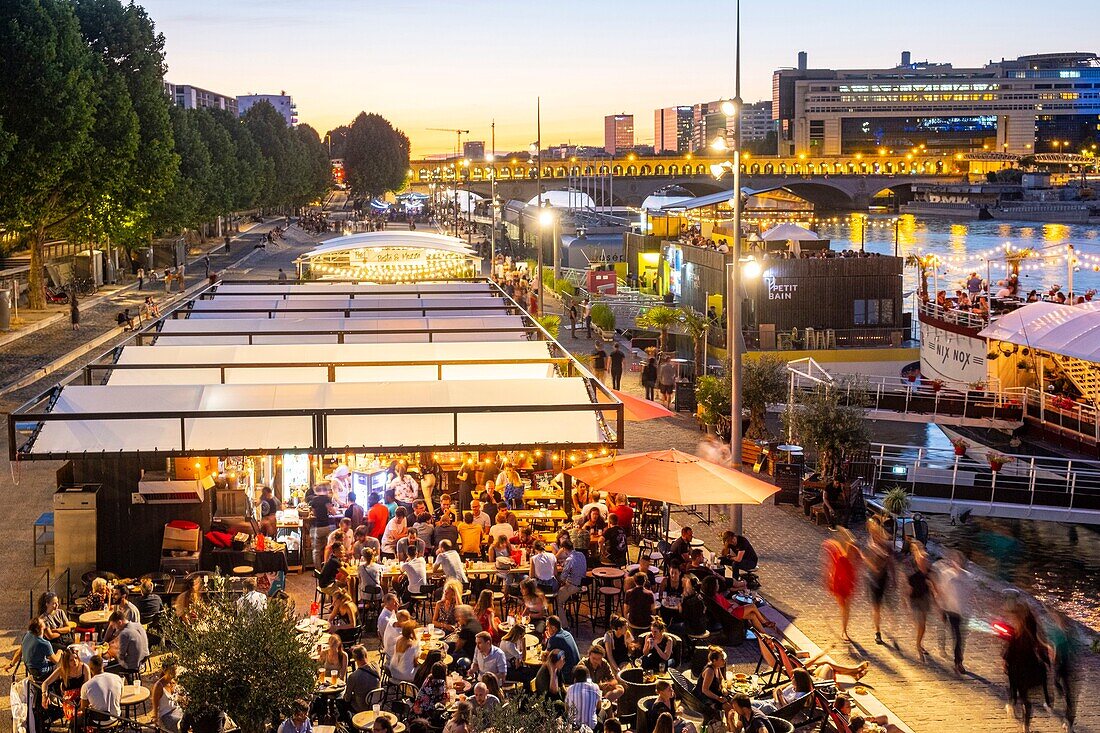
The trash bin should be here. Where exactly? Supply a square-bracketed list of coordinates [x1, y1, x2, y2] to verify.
[0, 288, 11, 331]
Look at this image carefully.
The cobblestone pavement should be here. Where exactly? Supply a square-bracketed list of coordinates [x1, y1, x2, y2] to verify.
[544, 297, 1098, 733]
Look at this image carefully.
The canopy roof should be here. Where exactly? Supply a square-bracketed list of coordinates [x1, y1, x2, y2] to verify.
[12, 279, 622, 459]
[299, 231, 476, 260]
[104, 341, 559, 386]
[978, 300, 1100, 362]
[760, 222, 823, 241]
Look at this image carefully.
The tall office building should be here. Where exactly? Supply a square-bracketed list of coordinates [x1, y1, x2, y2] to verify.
[237, 92, 298, 126]
[773, 51, 1100, 155]
[604, 114, 635, 155]
[654, 106, 694, 153]
[164, 82, 238, 116]
[463, 141, 485, 159]
[740, 101, 775, 143]
[691, 101, 731, 152]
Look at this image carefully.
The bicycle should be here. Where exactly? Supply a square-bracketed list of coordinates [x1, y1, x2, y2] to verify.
[69, 276, 97, 296]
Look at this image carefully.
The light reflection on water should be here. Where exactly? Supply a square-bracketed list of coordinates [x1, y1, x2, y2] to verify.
[815, 215, 1100, 301]
[870, 420, 1100, 632]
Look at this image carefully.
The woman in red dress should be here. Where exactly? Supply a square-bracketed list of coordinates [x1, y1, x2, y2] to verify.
[822, 528, 860, 642]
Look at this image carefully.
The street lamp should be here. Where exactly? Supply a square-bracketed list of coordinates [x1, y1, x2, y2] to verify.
[461, 158, 472, 246]
[487, 151, 497, 272]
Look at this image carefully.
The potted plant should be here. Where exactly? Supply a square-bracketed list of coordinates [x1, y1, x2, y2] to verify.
[695, 374, 730, 432]
[882, 485, 911, 517]
[930, 379, 945, 393]
[742, 354, 788, 440]
[589, 303, 615, 338]
[987, 451, 1013, 472]
[950, 437, 968, 456]
[967, 380, 986, 392]
[636, 304, 682, 353]
[535, 314, 560, 339]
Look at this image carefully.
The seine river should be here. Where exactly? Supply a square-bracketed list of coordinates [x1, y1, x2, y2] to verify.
[814, 214, 1100, 301]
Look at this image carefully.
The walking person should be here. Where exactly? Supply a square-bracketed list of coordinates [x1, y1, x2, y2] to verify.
[203, 255, 211, 278]
[569, 303, 578, 338]
[583, 300, 592, 338]
[933, 549, 970, 674]
[822, 528, 859, 643]
[592, 343, 608, 384]
[1003, 603, 1050, 733]
[862, 518, 894, 646]
[137, 267, 144, 291]
[641, 355, 657, 401]
[657, 357, 676, 410]
[907, 541, 934, 661]
[69, 289, 80, 331]
[609, 342, 626, 389]
[1046, 610, 1080, 733]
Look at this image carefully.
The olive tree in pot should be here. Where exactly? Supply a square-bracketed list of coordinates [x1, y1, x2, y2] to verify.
[742, 354, 789, 440]
[161, 582, 317, 733]
[783, 376, 870, 480]
[678, 307, 710, 375]
[695, 373, 731, 434]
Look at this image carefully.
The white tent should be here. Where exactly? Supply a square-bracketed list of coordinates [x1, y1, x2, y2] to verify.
[526, 190, 596, 209]
[640, 194, 694, 211]
[978, 300, 1100, 362]
[759, 222, 823, 242]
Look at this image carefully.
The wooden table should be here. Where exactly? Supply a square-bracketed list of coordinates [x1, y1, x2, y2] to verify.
[296, 618, 330, 633]
[513, 509, 567, 523]
[78, 610, 112, 626]
[352, 710, 405, 732]
[120, 684, 150, 718]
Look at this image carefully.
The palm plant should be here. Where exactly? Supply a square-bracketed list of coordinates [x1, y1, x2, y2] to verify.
[637, 304, 682, 353]
[679, 307, 710, 374]
[535, 314, 560, 339]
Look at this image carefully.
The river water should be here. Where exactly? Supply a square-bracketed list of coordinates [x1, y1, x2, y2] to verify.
[871, 420, 1100, 632]
[814, 215, 1100, 300]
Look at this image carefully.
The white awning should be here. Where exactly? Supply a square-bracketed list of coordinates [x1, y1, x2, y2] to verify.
[299, 231, 477, 260]
[978, 301, 1100, 362]
[186, 295, 509, 318]
[30, 379, 607, 455]
[106, 341, 557, 386]
[153, 316, 529, 345]
[211, 282, 493, 295]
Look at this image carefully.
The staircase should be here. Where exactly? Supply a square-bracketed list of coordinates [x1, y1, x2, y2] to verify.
[1050, 353, 1100, 403]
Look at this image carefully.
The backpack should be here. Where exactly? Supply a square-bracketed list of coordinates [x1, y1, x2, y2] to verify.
[611, 527, 628, 558]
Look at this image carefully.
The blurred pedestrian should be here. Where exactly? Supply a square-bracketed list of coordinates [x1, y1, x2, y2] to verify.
[822, 528, 859, 642]
[1003, 602, 1050, 732]
[933, 549, 970, 674]
[69, 289, 80, 331]
[907, 541, 934, 661]
[862, 518, 894, 645]
[137, 267, 144, 290]
[1045, 610, 1079, 732]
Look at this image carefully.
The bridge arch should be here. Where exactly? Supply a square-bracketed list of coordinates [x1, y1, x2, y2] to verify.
[613, 165, 623, 175]
[668, 164, 679, 175]
[599, 165, 610, 175]
[626, 165, 637, 175]
[640, 164, 652, 175]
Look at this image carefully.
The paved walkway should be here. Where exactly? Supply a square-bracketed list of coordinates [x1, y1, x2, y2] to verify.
[542, 292, 1097, 733]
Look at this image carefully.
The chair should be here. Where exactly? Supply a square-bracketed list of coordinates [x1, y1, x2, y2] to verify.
[824, 329, 837, 349]
[804, 327, 816, 350]
[770, 689, 817, 726]
[312, 569, 333, 616]
[766, 716, 795, 733]
[668, 669, 721, 731]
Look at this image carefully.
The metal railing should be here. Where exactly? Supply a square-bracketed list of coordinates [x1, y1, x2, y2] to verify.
[1022, 388, 1100, 444]
[786, 377, 1025, 422]
[867, 442, 1100, 513]
[917, 300, 991, 330]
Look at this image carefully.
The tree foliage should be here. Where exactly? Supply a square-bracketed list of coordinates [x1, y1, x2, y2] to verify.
[343, 112, 410, 199]
[783, 378, 870, 479]
[161, 587, 316, 733]
[742, 355, 789, 439]
[473, 692, 567, 733]
[679, 307, 710, 373]
[637, 304, 682, 352]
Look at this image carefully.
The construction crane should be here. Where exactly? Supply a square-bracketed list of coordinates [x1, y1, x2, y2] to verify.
[426, 128, 469, 159]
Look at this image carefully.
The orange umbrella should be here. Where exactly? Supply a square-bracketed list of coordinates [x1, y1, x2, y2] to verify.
[565, 448, 778, 506]
[597, 389, 676, 422]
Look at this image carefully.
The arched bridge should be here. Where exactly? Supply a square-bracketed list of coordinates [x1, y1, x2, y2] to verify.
[408, 153, 969, 210]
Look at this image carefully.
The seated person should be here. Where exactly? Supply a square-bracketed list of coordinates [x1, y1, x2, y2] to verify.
[582, 644, 624, 703]
[624, 573, 656, 630]
[701, 576, 774, 638]
[753, 667, 813, 714]
[640, 618, 677, 672]
[720, 531, 759, 580]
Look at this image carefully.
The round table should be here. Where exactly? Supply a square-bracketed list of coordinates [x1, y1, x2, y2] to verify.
[78, 610, 112, 626]
[352, 711, 405, 733]
[296, 618, 330, 633]
[120, 685, 150, 718]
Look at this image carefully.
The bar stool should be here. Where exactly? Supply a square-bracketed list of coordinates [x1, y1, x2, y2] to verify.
[593, 586, 622, 631]
[824, 329, 837, 349]
[231, 565, 254, 577]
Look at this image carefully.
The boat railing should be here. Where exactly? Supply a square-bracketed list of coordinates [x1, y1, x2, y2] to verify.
[789, 371, 1024, 415]
[918, 300, 991, 329]
[1022, 387, 1100, 444]
[868, 442, 1100, 512]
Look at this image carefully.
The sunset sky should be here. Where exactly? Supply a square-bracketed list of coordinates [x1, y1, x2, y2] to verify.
[141, 0, 1100, 157]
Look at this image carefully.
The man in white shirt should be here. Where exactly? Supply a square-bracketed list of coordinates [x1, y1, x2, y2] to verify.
[530, 541, 559, 592]
[383, 609, 411, 658]
[488, 512, 514, 544]
[934, 550, 971, 675]
[80, 655, 123, 721]
[401, 544, 429, 595]
[381, 507, 409, 558]
[376, 593, 398, 640]
[469, 500, 492, 531]
[469, 631, 508, 682]
[237, 577, 268, 612]
[564, 664, 601, 731]
[432, 540, 469, 584]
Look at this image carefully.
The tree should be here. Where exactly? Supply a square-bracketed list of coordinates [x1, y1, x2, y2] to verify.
[0, 0, 99, 309]
[343, 112, 410, 199]
[243, 101, 299, 210]
[679, 307, 710, 374]
[783, 377, 870, 479]
[474, 692, 566, 733]
[293, 124, 332, 206]
[72, 0, 176, 248]
[150, 107, 212, 236]
[161, 585, 316, 733]
[905, 253, 939, 302]
[324, 124, 350, 159]
[741, 354, 789, 439]
[637, 304, 682, 353]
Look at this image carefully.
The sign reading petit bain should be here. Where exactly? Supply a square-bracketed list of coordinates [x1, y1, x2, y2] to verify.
[765, 277, 798, 300]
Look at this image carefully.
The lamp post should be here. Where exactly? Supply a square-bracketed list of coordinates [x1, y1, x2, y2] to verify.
[461, 158, 472, 247]
[718, 0, 746, 535]
[488, 122, 497, 274]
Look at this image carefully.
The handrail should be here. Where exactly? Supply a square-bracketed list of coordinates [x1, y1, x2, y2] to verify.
[918, 300, 991, 329]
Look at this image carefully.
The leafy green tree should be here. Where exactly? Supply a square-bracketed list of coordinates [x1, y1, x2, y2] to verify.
[150, 107, 212, 236]
[343, 112, 411, 199]
[216, 109, 272, 213]
[72, 0, 176, 248]
[741, 354, 788, 439]
[679, 307, 710, 374]
[324, 124, 350, 159]
[0, 0, 99, 309]
[783, 377, 870, 479]
[293, 124, 332, 206]
[162, 584, 316, 733]
[243, 101, 299, 210]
